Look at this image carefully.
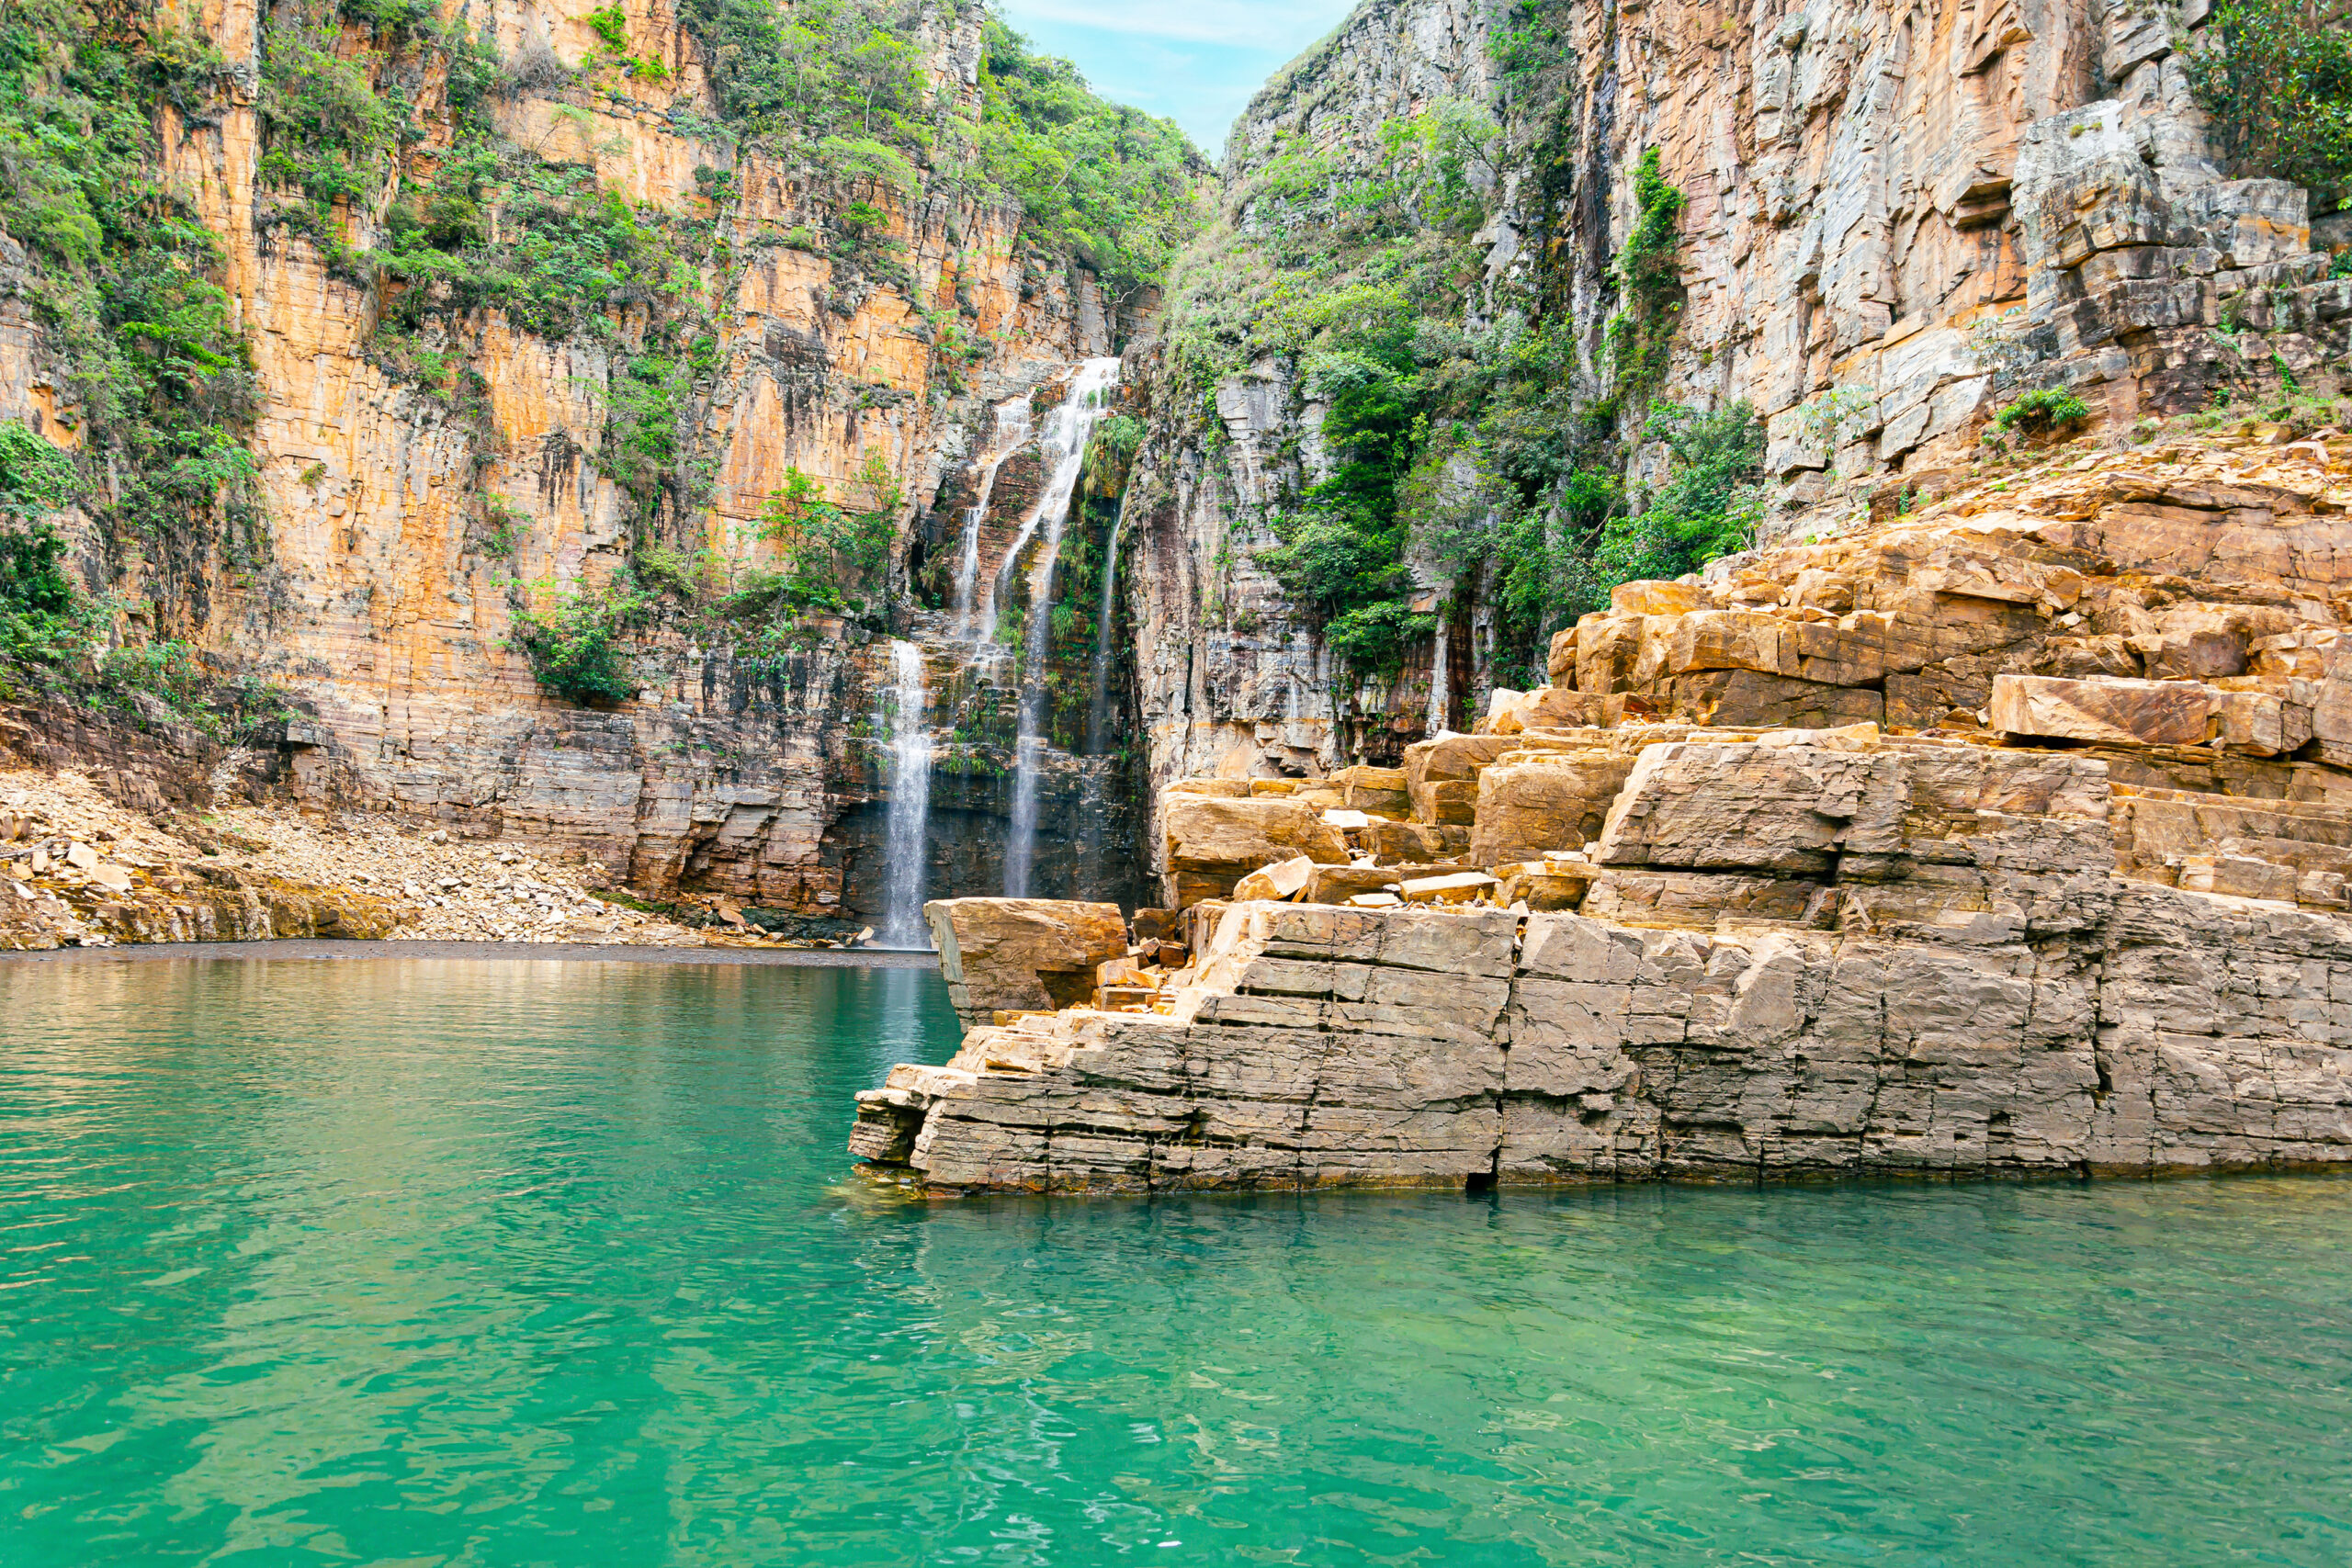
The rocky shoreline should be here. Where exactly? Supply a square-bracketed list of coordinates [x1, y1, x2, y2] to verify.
[850, 429, 2352, 1194]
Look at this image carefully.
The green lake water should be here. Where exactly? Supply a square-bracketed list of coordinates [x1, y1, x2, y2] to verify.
[4, 955, 2348, 1566]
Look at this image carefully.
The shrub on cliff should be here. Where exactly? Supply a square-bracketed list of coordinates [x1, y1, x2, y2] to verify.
[975, 18, 1204, 302]
[757, 454, 903, 621]
[1993, 388, 2093, 437]
[2186, 0, 2352, 210]
[1590, 402, 1766, 584]
[508, 578, 651, 705]
[0, 6, 263, 614]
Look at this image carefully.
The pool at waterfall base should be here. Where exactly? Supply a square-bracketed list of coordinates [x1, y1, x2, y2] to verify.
[4, 954, 2347, 1565]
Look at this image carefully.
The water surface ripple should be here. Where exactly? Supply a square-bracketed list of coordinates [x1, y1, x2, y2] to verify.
[4, 957, 2347, 1565]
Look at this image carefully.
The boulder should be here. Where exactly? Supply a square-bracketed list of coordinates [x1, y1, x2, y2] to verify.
[1368, 818, 1472, 863]
[1169, 777, 1250, 797]
[1611, 580, 1709, 616]
[1403, 733, 1516, 824]
[1332, 764, 1409, 818]
[1399, 872, 1498, 905]
[924, 897, 1129, 1028]
[1163, 795, 1351, 908]
[1466, 753, 1639, 867]
[1233, 855, 1316, 901]
[1990, 673, 2211, 747]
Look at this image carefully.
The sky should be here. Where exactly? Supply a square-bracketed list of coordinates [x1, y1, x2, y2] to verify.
[993, 0, 1360, 159]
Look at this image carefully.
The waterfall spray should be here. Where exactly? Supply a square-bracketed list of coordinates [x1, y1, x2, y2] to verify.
[953, 396, 1033, 637]
[1002, 356, 1122, 897]
[877, 639, 933, 946]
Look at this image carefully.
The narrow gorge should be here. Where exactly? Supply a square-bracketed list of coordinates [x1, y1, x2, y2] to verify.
[3, 0, 2352, 1181]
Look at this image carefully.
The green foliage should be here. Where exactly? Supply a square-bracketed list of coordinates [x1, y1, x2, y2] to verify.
[509, 574, 650, 705]
[1259, 302, 1432, 678]
[975, 18, 1204, 300]
[2184, 0, 2352, 209]
[0, 4, 263, 608]
[1604, 149, 1686, 406]
[2331, 248, 2352, 278]
[0, 520, 87, 665]
[256, 8, 401, 241]
[1376, 98, 1500, 238]
[756, 451, 902, 619]
[1994, 387, 2094, 435]
[96, 637, 209, 710]
[0, 422, 79, 515]
[582, 6, 629, 50]
[676, 0, 927, 142]
[381, 157, 692, 340]
[1590, 403, 1765, 583]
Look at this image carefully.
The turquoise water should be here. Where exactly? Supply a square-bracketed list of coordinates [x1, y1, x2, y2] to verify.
[4, 957, 2349, 1566]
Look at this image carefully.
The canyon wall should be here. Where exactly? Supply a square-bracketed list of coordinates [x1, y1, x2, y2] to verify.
[1117, 0, 2349, 893]
[7, 0, 1157, 923]
[851, 422, 2352, 1191]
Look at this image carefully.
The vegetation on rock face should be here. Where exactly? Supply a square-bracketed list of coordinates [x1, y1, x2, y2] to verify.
[1161, 1, 1753, 694]
[507, 574, 651, 706]
[1993, 387, 2094, 437]
[0, 0, 1204, 708]
[0, 0, 263, 630]
[2185, 0, 2352, 210]
[756, 453, 903, 617]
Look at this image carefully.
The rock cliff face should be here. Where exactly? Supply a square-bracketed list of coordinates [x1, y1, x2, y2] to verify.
[8, 0, 1159, 923]
[1115, 0, 2350, 895]
[850, 426, 2352, 1191]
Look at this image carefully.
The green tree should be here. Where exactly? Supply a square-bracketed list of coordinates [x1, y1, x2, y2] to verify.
[2185, 0, 2352, 209]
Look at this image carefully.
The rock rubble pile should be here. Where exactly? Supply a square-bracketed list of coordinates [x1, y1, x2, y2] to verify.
[0, 769, 702, 950]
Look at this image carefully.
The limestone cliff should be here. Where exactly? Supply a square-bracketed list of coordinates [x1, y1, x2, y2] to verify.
[1115, 0, 2351, 900]
[2, 0, 1181, 926]
[850, 423, 2352, 1191]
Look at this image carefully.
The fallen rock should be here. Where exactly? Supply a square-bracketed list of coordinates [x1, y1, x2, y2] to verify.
[1467, 752, 1638, 866]
[1399, 871, 1498, 905]
[1990, 673, 2212, 747]
[1233, 854, 1317, 901]
[1163, 795, 1351, 908]
[924, 897, 1129, 1028]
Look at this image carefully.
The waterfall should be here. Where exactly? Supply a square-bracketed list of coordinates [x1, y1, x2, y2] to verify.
[878, 638, 933, 947]
[953, 396, 1033, 637]
[1426, 608, 1452, 736]
[1003, 356, 1123, 897]
[1085, 500, 1125, 756]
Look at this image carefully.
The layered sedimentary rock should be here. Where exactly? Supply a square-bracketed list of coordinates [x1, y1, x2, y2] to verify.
[1117, 0, 2351, 896]
[851, 431, 2352, 1191]
[927, 897, 1129, 1028]
[12, 0, 1149, 920]
[854, 728, 2352, 1191]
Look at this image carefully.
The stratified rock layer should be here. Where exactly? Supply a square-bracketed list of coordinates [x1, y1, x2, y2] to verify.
[853, 430, 2352, 1193]
[856, 741, 2352, 1191]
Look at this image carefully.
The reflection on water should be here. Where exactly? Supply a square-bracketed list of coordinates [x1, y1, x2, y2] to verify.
[4, 957, 2349, 1566]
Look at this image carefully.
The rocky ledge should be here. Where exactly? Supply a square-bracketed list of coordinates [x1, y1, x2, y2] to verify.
[851, 428, 2352, 1193]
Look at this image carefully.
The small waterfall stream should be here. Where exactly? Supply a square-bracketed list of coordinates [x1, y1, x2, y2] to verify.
[1002, 356, 1122, 897]
[953, 396, 1033, 637]
[1426, 607, 1452, 737]
[1085, 500, 1125, 757]
[878, 638, 933, 947]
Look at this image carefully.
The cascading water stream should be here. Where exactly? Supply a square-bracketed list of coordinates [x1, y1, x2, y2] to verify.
[1002, 356, 1122, 897]
[1426, 608, 1452, 737]
[953, 396, 1033, 637]
[1084, 499, 1125, 757]
[877, 638, 933, 947]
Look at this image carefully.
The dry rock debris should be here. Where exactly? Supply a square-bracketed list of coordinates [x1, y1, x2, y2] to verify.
[0, 768, 702, 951]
